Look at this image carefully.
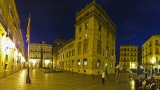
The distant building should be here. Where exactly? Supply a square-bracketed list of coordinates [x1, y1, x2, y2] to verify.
[0, 0, 25, 78]
[119, 45, 138, 73]
[53, 38, 68, 68]
[142, 34, 160, 74]
[53, 0, 116, 75]
[29, 41, 52, 68]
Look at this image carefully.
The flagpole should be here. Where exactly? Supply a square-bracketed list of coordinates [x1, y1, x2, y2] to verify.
[26, 13, 31, 84]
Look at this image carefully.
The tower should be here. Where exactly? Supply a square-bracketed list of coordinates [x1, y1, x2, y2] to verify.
[74, 1, 116, 74]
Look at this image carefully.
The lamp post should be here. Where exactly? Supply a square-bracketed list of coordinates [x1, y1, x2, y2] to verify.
[26, 13, 31, 84]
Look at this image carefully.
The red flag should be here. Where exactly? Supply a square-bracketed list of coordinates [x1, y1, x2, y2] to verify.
[26, 15, 30, 42]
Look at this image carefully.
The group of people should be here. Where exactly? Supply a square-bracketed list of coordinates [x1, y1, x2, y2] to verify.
[134, 75, 160, 90]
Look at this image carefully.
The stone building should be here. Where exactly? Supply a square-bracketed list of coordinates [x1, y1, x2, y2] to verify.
[53, 0, 116, 75]
[119, 45, 138, 73]
[0, 0, 25, 78]
[29, 41, 52, 68]
[142, 34, 160, 74]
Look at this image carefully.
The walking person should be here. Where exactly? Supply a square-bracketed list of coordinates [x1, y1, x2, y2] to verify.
[135, 77, 139, 89]
[102, 71, 105, 84]
[145, 72, 147, 79]
[128, 73, 131, 80]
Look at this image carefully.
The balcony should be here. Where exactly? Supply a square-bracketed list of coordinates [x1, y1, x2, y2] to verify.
[155, 52, 159, 54]
[149, 44, 152, 47]
[155, 43, 160, 46]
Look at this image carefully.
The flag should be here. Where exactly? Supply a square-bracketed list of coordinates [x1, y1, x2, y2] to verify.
[26, 14, 30, 42]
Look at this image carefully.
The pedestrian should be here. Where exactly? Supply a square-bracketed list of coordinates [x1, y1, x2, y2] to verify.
[102, 71, 105, 84]
[135, 77, 139, 89]
[129, 73, 131, 80]
[145, 72, 147, 79]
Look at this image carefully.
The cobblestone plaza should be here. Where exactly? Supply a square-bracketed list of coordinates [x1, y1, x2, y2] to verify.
[0, 69, 135, 90]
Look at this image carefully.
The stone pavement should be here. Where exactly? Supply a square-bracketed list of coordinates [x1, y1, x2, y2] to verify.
[0, 69, 136, 90]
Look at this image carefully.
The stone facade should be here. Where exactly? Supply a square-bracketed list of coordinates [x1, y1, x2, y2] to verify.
[119, 45, 138, 72]
[0, 0, 25, 78]
[29, 41, 52, 68]
[53, 1, 116, 75]
[142, 34, 160, 74]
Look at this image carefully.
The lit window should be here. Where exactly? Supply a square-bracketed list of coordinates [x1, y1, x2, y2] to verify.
[85, 22, 89, 29]
[99, 24, 102, 31]
[97, 59, 100, 66]
[78, 59, 81, 66]
[85, 34, 88, 37]
[98, 35, 101, 39]
[84, 59, 87, 66]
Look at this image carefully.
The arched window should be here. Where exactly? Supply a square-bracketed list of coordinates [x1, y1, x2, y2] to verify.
[97, 40, 102, 54]
[78, 42, 82, 55]
[83, 39, 89, 53]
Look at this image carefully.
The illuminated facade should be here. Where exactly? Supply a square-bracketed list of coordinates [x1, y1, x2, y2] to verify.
[142, 35, 160, 74]
[53, 0, 116, 75]
[30, 41, 52, 68]
[119, 45, 138, 72]
[0, 0, 25, 78]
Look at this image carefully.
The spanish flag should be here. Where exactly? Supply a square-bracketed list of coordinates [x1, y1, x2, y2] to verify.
[26, 14, 31, 42]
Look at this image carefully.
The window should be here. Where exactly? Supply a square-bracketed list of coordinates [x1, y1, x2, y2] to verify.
[79, 26, 82, 33]
[85, 22, 89, 29]
[83, 39, 88, 53]
[0, 9, 2, 15]
[97, 59, 100, 67]
[78, 46, 81, 55]
[99, 24, 102, 31]
[5, 55, 8, 62]
[72, 60, 74, 67]
[106, 50, 108, 57]
[156, 48, 159, 54]
[78, 42, 82, 55]
[66, 61, 69, 67]
[63, 54, 64, 59]
[66, 52, 68, 58]
[69, 51, 71, 57]
[156, 40, 158, 45]
[83, 59, 87, 66]
[5, 64, 7, 70]
[97, 40, 102, 54]
[106, 45, 109, 57]
[110, 63, 113, 68]
[98, 35, 101, 39]
[77, 59, 81, 66]
[72, 49, 75, 56]
[85, 34, 88, 37]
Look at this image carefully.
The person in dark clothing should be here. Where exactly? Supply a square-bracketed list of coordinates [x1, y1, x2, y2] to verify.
[135, 77, 139, 89]
[145, 72, 147, 79]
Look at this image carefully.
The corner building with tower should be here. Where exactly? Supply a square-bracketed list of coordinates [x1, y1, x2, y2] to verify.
[53, 1, 116, 75]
